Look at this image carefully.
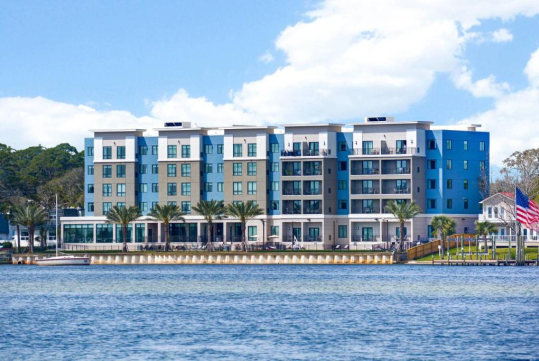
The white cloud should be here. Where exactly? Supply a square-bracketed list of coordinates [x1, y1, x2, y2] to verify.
[258, 51, 274, 64]
[460, 46, 539, 166]
[492, 28, 514, 42]
[452, 66, 510, 98]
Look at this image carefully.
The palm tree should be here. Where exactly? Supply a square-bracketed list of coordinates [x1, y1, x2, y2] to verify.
[148, 204, 185, 251]
[106, 205, 142, 252]
[384, 200, 422, 252]
[192, 200, 227, 252]
[12, 203, 48, 253]
[3, 205, 20, 253]
[431, 215, 456, 259]
[226, 201, 264, 251]
[475, 221, 497, 254]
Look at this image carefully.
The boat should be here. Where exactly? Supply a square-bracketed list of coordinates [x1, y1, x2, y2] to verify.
[35, 194, 91, 266]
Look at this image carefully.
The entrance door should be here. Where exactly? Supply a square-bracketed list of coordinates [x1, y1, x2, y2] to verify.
[362, 227, 373, 241]
[148, 229, 153, 243]
[293, 228, 301, 243]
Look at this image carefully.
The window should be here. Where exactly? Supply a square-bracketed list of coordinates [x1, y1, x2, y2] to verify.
[152, 183, 158, 193]
[88, 184, 94, 193]
[427, 179, 436, 189]
[103, 165, 112, 178]
[464, 198, 469, 209]
[338, 225, 347, 238]
[427, 199, 436, 209]
[428, 160, 436, 169]
[271, 201, 279, 211]
[464, 160, 468, 170]
[271, 226, 279, 236]
[181, 183, 191, 196]
[167, 145, 177, 158]
[271, 181, 279, 191]
[167, 164, 177, 177]
[152, 145, 158, 155]
[139, 202, 148, 212]
[87, 146, 94, 156]
[248, 143, 257, 157]
[248, 226, 257, 241]
[139, 146, 148, 155]
[338, 161, 347, 171]
[480, 161, 486, 171]
[182, 201, 191, 214]
[247, 162, 257, 176]
[88, 202, 94, 212]
[271, 143, 279, 153]
[338, 141, 347, 152]
[117, 183, 126, 197]
[204, 182, 213, 192]
[338, 180, 347, 190]
[167, 183, 177, 196]
[428, 140, 436, 150]
[181, 145, 191, 158]
[233, 182, 242, 195]
[233, 144, 242, 157]
[87, 165, 94, 175]
[480, 141, 485, 151]
[103, 146, 112, 159]
[103, 184, 112, 197]
[362, 141, 374, 155]
[204, 144, 213, 154]
[446, 160, 452, 169]
[338, 200, 347, 210]
[116, 165, 126, 178]
[139, 183, 147, 193]
[217, 182, 224, 192]
[116, 202, 126, 209]
[139, 164, 147, 174]
[446, 140, 452, 150]
[271, 162, 279, 172]
[217, 144, 224, 154]
[233, 163, 242, 176]
[217, 163, 224, 173]
[181, 164, 191, 177]
[204, 163, 213, 173]
[167, 201, 177, 206]
[103, 202, 112, 214]
[464, 179, 469, 189]
[447, 179, 452, 189]
[117, 146, 125, 159]
[447, 199, 453, 209]
[463, 140, 468, 151]
[247, 182, 257, 195]
[151, 202, 158, 210]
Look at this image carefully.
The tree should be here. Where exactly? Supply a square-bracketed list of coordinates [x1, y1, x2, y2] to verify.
[431, 216, 456, 259]
[226, 201, 264, 251]
[11, 203, 48, 253]
[192, 200, 226, 252]
[384, 200, 421, 252]
[148, 204, 185, 251]
[106, 206, 142, 252]
[475, 221, 497, 254]
[493, 149, 539, 199]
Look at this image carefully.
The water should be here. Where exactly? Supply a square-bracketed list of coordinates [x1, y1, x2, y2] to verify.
[1, 265, 539, 360]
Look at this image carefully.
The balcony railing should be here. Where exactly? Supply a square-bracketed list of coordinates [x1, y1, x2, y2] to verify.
[303, 208, 322, 214]
[349, 147, 418, 156]
[283, 189, 302, 195]
[283, 208, 302, 215]
[382, 167, 411, 175]
[303, 169, 322, 176]
[282, 169, 302, 176]
[351, 187, 380, 195]
[351, 207, 380, 214]
[351, 168, 379, 175]
[281, 150, 302, 157]
[281, 149, 332, 157]
[304, 188, 322, 195]
[382, 187, 411, 195]
[352, 236, 379, 242]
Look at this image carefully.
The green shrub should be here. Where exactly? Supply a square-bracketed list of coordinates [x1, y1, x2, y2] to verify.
[1, 241, 13, 248]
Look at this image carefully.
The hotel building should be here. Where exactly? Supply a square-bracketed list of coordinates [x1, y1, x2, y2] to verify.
[61, 117, 489, 249]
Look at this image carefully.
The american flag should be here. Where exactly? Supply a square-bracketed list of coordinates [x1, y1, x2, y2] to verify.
[515, 187, 539, 228]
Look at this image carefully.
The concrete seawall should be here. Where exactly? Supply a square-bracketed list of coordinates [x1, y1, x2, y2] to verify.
[12, 252, 393, 265]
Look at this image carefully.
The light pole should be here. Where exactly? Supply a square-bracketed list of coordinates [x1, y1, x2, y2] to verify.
[261, 218, 266, 251]
[438, 245, 442, 259]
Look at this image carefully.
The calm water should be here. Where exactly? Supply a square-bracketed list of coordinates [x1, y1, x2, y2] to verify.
[1, 265, 539, 360]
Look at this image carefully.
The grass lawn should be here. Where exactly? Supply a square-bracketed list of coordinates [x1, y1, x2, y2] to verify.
[417, 245, 539, 262]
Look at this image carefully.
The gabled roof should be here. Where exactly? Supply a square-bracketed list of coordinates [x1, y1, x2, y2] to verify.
[480, 192, 515, 204]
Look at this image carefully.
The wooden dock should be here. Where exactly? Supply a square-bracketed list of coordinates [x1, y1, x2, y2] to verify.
[431, 259, 538, 266]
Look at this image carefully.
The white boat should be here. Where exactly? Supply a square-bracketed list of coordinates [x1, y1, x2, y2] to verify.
[36, 255, 90, 266]
[35, 194, 91, 266]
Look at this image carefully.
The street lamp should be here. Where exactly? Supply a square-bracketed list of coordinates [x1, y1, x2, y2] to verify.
[261, 218, 266, 251]
[438, 244, 442, 259]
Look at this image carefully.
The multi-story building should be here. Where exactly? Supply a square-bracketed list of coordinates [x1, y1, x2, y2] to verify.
[61, 117, 489, 249]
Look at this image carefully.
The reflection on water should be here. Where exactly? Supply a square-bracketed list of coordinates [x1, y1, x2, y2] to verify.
[1, 265, 538, 360]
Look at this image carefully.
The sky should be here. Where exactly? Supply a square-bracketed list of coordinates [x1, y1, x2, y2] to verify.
[1, 0, 539, 166]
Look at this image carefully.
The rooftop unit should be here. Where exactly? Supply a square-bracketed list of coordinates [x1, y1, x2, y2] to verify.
[364, 117, 395, 123]
[164, 122, 191, 128]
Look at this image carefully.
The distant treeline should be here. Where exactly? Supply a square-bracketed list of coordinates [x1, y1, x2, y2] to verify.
[0, 143, 84, 211]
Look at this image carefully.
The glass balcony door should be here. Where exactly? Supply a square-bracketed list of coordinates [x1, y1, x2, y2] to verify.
[362, 141, 373, 155]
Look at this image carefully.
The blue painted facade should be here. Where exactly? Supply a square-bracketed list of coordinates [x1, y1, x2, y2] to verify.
[336, 132, 352, 215]
[202, 135, 224, 202]
[268, 134, 283, 216]
[84, 138, 95, 216]
[137, 137, 159, 215]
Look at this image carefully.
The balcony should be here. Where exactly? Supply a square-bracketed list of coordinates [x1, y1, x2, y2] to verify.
[351, 187, 380, 195]
[281, 150, 302, 157]
[382, 187, 411, 195]
[351, 200, 380, 214]
[349, 147, 418, 156]
[351, 167, 380, 176]
[351, 235, 379, 242]
[304, 181, 322, 195]
[283, 200, 302, 215]
[303, 148, 331, 157]
[282, 162, 302, 177]
[304, 200, 322, 214]
[382, 167, 411, 175]
[303, 161, 322, 176]
[282, 181, 302, 196]
[303, 188, 322, 195]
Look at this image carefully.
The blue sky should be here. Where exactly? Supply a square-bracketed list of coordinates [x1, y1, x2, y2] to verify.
[1, 0, 539, 166]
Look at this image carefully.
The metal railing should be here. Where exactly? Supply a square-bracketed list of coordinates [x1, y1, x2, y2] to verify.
[283, 189, 302, 195]
[351, 187, 380, 195]
[303, 169, 322, 176]
[303, 189, 322, 195]
[382, 167, 411, 175]
[351, 168, 380, 175]
[382, 187, 410, 194]
[303, 208, 322, 214]
[282, 169, 302, 176]
[351, 208, 380, 214]
[350, 147, 418, 156]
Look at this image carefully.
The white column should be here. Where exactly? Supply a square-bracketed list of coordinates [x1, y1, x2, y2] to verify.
[197, 222, 202, 243]
[158, 222, 162, 243]
[93, 224, 97, 243]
